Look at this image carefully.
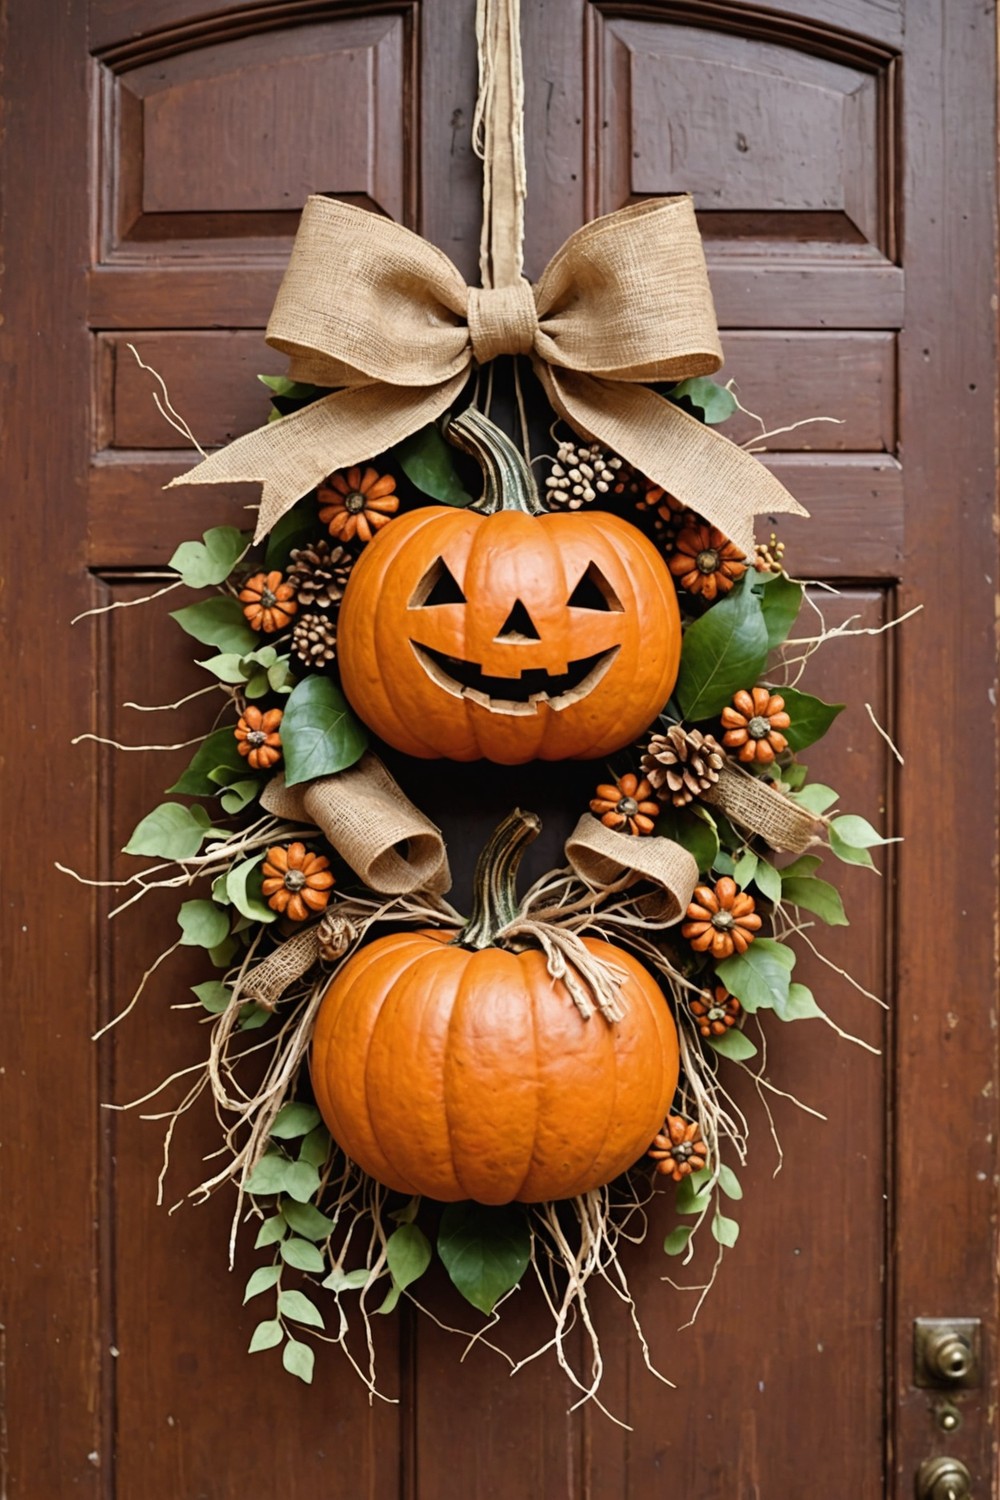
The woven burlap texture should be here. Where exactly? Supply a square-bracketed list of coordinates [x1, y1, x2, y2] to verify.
[242, 925, 323, 1007]
[701, 761, 824, 854]
[261, 753, 451, 894]
[564, 815, 698, 924]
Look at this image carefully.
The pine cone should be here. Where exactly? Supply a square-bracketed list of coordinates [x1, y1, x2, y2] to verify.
[317, 911, 358, 963]
[642, 726, 725, 807]
[544, 438, 627, 509]
[291, 612, 337, 668]
[287, 540, 353, 610]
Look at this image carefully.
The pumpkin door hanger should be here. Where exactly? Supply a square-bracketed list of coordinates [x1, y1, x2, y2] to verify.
[337, 409, 682, 764]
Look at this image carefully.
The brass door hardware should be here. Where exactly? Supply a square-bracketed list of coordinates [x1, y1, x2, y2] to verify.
[914, 1319, 981, 1389]
[915, 1455, 971, 1499]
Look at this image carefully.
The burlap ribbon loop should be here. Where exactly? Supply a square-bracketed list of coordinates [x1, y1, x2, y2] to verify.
[702, 761, 826, 855]
[467, 280, 537, 362]
[168, 193, 807, 552]
[261, 753, 451, 894]
[564, 816, 698, 925]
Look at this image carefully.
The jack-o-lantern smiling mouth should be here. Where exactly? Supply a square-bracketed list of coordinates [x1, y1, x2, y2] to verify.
[410, 641, 621, 716]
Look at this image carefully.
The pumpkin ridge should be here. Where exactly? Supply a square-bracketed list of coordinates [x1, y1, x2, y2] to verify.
[361, 944, 442, 1196]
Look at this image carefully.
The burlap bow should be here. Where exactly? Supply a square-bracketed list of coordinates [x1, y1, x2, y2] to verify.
[169, 193, 806, 552]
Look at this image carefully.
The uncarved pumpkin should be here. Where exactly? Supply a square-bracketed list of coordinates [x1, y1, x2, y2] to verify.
[310, 811, 679, 1204]
[337, 409, 681, 764]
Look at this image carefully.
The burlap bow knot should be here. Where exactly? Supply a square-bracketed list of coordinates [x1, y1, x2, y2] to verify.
[170, 194, 807, 550]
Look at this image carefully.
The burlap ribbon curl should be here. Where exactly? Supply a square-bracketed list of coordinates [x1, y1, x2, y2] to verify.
[564, 815, 697, 924]
[170, 194, 806, 553]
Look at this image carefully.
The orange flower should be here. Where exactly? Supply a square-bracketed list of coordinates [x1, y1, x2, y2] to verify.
[668, 522, 747, 602]
[318, 466, 399, 543]
[261, 842, 335, 922]
[589, 773, 660, 836]
[649, 1116, 708, 1180]
[239, 571, 298, 633]
[681, 876, 762, 960]
[721, 687, 791, 765]
[234, 706, 283, 771]
[689, 985, 742, 1039]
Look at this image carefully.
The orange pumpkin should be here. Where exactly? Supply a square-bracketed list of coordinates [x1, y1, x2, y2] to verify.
[311, 811, 679, 1204]
[337, 409, 681, 764]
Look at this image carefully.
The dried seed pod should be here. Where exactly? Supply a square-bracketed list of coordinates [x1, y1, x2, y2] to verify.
[589, 772, 660, 836]
[316, 911, 358, 963]
[318, 466, 399, 544]
[260, 842, 335, 923]
[239, 570, 298, 633]
[544, 437, 626, 510]
[721, 687, 791, 766]
[689, 985, 742, 1039]
[668, 522, 747, 602]
[681, 876, 762, 960]
[234, 705, 283, 771]
[649, 1115, 709, 1180]
[642, 725, 725, 807]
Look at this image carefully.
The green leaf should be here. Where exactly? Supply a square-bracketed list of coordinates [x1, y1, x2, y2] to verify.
[791, 783, 839, 815]
[281, 1201, 334, 1242]
[386, 1224, 432, 1291]
[245, 1154, 296, 1196]
[669, 377, 737, 425]
[781, 854, 823, 879]
[732, 850, 758, 888]
[255, 1216, 287, 1248]
[264, 500, 320, 570]
[830, 814, 895, 848]
[197, 653, 248, 684]
[716, 938, 795, 1014]
[752, 859, 783, 905]
[322, 1267, 373, 1292]
[277, 1289, 324, 1329]
[676, 576, 769, 721]
[192, 979, 231, 1014]
[298, 1125, 332, 1168]
[437, 1203, 531, 1315]
[755, 573, 803, 649]
[378, 1283, 403, 1316]
[227, 855, 277, 923]
[271, 1103, 322, 1140]
[124, 800, 212, 859]
[177, 899, 230, 949]
[717, 1164, 743, 1201]
[663, 1225, 693, 1256]
[208, 935, 238, 968]
[654, 803, 719, 874]
[675, 1169, 714, 1214]
[284, 1161, 323, 1203]
[776, 981, 825, 1023]
[220, 779, 261, 815]
[389, 1197, 421, 1226]
[712, 1211, 740, 1247]
[280, 1237, 326, 1273]
[248, 1319, 284, 1353]
[781, 761, 808, 790]
[170, 526, 247, 589]
[238, 1004, 273, 1031]
[258, 374, 324, 400]
[778, 687, 845, 752]
[244, 1265, 280, 1302]
[282, 1338, 315, 1384]
[829, 829, 876, 869]
[708, 1029, 758, 1061]
[244, 670, 270, 700]
[282, 676, 368, 786]
[396, 423, 474, 505]
[170, 596, 257, 655]
[780, 874, 849, 926]
[168, 727, 246, 796]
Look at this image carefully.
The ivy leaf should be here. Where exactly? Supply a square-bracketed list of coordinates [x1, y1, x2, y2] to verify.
[708, 1029, 758, 1061]
[781, 854, 823, 878]
[198, 653, 248, 684]
[177, 899, 230, 949]
[378, 1283, 403, 1316]
[712, 1211, 740, 1247]
[778, 687, 845, 752]
[386, 1224, 432, 1291]
[124, 801, 212, 859]
[281, 1201, 334, 1242]
[208, 935, 238, 969]
[396, 422, 474, 506]
[437, 1203, 531, 1314]
[716, 938, 795, 1014]
[277, 1289, 324, 1329]
[243, 1265, 280, 1302]
[654, 803, 719, 873]
[732, 849, 758, 888]
[790, 783, 839, 815]
[663, 1226, 693, 1256]
[780, 874, 849, 926]
[322, 1267, 373, 1292]
[298, 1125, 332, 1168]
[248, 1319, 284, 1353]
[220, 779, 261, 815]
[674, 1168, 714, 1214]
[751, 859, 782, 905]
[271, 1103, 322, 1140]
[255, 1216, 287, 1248]
[282, 676, 368, 786]
[245, 1153, 296, 1196]
[170, 596, 257, 655]
[192, 979, 231, 1014]
[717, 1164, 743, 1201]
[167, 727, 246, 796]
[668, 377, 737, 425]
[226, 854, 277, 923]
[676, 575, 769, 721]
[282, 1339, 315, 1384]
[170, 526, 247, 589]
[776, 981, 825, 1023]
[284, 1161, 323, 1203]
[755, 573, 802, 649]
[830, 814, 896, 848]
[280, 1237, 326, 1273]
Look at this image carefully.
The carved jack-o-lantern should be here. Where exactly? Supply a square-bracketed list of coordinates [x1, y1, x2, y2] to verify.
[337, 409, 682, 764]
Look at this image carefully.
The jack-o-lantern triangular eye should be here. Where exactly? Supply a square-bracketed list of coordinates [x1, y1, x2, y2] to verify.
[409, 557, 466, 607]
[568, 563, 624, 612]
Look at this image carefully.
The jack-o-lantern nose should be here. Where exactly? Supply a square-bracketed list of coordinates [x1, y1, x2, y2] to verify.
[495, 599, 541, 643]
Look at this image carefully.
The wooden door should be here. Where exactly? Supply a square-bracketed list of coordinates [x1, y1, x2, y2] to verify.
[3, 1, 996, 1495]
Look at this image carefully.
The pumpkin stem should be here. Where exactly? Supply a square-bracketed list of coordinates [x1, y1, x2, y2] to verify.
[446, 407, 544, 516]
[458, 808, 542, 949]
